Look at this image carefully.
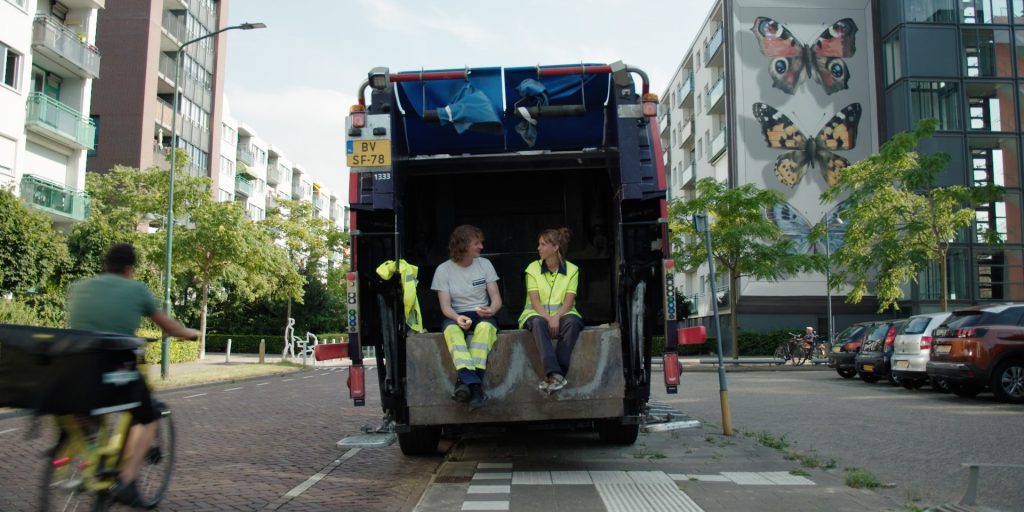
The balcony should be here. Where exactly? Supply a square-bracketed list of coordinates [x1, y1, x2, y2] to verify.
[679, 119, 694, 148]
[20, 174, 90, 223]
[25, 93, 96, 150]
[704, 26, 724, 67]
[684, 161, 697, 188]
[152, 141, 171, 170]
[161, 11, 186, 48]
[313, 195, 326, 213]
[708, 127, 728, 162]
[678, 72, 693, 106]
[31, 16, 101, 79]
[705, 75, 725, 114]
[236, 146, 256, 167]
[58, 0, 104, 8]
[235, 176, 253, 197]
[155, 98, 182, 131]
[267, 165, 283, 186]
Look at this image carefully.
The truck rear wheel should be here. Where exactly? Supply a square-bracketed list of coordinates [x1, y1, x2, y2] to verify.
[398, 426, 441, 456]
[597, 420, 639, 445]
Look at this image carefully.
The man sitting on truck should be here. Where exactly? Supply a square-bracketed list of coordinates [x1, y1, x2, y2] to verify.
[430, 225, 503, 409]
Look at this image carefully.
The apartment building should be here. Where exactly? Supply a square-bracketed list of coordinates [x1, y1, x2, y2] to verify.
[265, 145, 292, 212]
[87, 0, 229, 191]
[235, 122, 266, 221]
[1, 0, 102, 226]
[215, 105, 236, 202]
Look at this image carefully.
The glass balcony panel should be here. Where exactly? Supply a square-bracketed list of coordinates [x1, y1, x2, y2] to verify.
[25, 93, 96, 150]
[705, 75, 725, 114]
[234, 176, 252, 197]
[20, 174, 89, 222]
[236, 146, 256, 167]
[708, 127, 728, 161]
[704, 27, 724, 66]
[31, 15, 101, 79]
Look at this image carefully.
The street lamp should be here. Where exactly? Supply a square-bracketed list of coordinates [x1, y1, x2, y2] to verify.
[823, 215, 843, 344]
[162, 21, 266, 379]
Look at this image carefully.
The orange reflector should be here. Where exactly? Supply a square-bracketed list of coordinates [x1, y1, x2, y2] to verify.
[642, 93, 659, 117]
[349, 104, 366, 113]
[52, 457, 71, 466]
[346, 272, 356, 282]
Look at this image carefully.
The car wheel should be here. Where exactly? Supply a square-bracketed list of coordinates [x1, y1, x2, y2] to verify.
[901, 379, 925, 390]
[837, 368, 857, 379]
[949, 382, 983, 398]
[991, 359, 1024, 404]
[859, 372, 880, 383]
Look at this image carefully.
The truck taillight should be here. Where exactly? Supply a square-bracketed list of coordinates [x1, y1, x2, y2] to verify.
[350, 104, 366, 128]
[642, 93, 658, 117]
[919, 336, 932, 350]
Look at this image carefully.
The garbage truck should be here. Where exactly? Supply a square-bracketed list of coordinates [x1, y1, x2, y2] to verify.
[321, 61, 688, 455]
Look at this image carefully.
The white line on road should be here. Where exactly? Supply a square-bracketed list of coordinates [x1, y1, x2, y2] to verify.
[224, 387, 243, 392]
[282, 379, 294, 382]
[302, 375, 315, 379]
[265, 448, 361, 510]
[183, 393, 208, 399]
[0, 428, 20, 435]
[256, 382, 270, 386]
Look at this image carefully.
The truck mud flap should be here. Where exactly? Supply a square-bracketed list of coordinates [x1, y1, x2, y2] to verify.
[405, 327, 625, 425]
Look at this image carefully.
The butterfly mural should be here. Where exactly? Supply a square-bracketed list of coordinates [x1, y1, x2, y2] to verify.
[766, 201, 849, 255]
[753, 102, 861, 188]
[750, 17, 858, 95]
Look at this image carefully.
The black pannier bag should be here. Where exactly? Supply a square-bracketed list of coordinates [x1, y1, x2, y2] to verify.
[0, 324, 148, 415]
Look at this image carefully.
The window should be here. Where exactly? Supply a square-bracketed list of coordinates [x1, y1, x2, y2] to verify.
[219, 156, 233, 178]
[697, 137, 703, 159]
[1016, 0, 1024, 22]
[883, 34, 902, 86]
[969, 136, 1019, 188]
[0, 135, 15, 177]
[960, 0, 1010, 23]
[976, 249, 1024, 300]
[910, 81, 960, 130]
[963, 28, 1012, 77]
[1, 43, 22, 89]
[905, 0, 958, 22]
[919, 248, 971, 301]
[222, 124, 236, 145]
[966, 83, 1014, 131]
[218, 189, 232, 202]
[89, 116, 99, 157]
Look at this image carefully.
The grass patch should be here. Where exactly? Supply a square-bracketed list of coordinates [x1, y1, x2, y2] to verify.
[785, 451, 835, 469]
[903, 504, 924, 512]
[845, 468, 882, 489]
[147, 361, 306, 390]
[789, 469, 811, 477]
[744, 430, 789, 451]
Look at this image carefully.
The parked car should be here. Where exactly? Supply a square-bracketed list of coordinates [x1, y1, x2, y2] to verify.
[891, 312, 952, 390]
[854, 320, 907, 384]
[927, 303, 1024, 403]
[828, 321, 877, 379]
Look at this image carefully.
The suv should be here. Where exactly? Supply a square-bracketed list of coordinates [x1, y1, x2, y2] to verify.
[891, 312, 951, 390]
[927, 303, 1024, 403]
[828, 322, 876, 379]
[854, 320, 907, 384]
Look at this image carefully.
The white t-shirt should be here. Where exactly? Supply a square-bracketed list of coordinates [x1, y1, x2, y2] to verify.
[431, 258, 499, 312]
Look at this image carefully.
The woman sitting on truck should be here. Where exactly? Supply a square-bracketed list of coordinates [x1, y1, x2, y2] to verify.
[431, 224, 503, 410]
[519, 228, 583, 393]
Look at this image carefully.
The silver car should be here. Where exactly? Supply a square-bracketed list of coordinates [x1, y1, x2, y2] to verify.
[891, 312, 951, 389]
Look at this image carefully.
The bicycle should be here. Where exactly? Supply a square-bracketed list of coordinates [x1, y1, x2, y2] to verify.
[0, 325, 176, 511]
[773, 333, 808, 365]
[804, 334, 832, 365]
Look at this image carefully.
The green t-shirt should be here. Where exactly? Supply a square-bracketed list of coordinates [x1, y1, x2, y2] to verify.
[67, 273, 160, 335]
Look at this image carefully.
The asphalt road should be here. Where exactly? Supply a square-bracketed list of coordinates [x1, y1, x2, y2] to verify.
[659, 368, 1024, 511]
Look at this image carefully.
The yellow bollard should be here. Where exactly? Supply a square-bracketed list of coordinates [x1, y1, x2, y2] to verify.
[720, 389, 733, 436]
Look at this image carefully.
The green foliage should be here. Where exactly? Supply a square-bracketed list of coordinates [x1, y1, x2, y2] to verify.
[141, 338, 200, 364]
[0, 299, 47, 326]
[650, 329, 793, 356]
[204, 333, 348, 354]
[0, 190, 69, 297]
[845, 468, 882, 489]
[822, 119, 1004, 311]
[670, 179, 812, 356]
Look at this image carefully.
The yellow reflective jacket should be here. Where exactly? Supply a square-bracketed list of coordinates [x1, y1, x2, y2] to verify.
[375, 259, 424, 333]
[517, 259, 581, 328]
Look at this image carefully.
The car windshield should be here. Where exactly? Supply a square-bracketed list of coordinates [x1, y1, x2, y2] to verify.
[861, 323, 890, 352]
[943, 306, 1024, 328]
[902, 317, 932, 335]
[836, 325, 866, 343]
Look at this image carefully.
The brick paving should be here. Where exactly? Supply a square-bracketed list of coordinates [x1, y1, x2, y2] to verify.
[0, 367, 439, 511]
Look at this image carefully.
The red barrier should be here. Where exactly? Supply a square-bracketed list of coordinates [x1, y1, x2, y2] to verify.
[678, 326, 707, 345]
[313, 343, 350, 361]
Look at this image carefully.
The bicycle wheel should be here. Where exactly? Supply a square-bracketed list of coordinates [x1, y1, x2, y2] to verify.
[134, 407, 176, 508]
[41, 437, 100, 512]
[772, 345, 787, 365]
[791, 344, 808, 366]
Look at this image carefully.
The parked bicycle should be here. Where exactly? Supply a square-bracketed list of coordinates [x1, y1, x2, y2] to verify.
[774, 333, 809, 365]
[802, 334, 832, 365]
[0, 325, 176, 511]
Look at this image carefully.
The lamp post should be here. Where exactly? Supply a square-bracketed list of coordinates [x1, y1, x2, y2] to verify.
[823, 215, 843, 344]
[162, 22, 266, 379]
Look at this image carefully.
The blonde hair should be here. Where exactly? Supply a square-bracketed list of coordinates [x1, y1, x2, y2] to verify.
[539, 227, 571, 261]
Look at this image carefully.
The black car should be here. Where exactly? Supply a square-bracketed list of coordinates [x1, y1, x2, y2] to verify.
[828, 321, 876, 379]
[854, 320, 907, 384]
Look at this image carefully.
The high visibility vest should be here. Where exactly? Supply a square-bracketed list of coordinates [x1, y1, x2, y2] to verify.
[517, 259, 580, 328]
[375, 259, 425, 333]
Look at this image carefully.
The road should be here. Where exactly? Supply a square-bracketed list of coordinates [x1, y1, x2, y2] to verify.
[662, 369, 1024, 510]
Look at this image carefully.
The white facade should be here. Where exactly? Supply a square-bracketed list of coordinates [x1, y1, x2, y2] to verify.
[216, 106, 237, 203]
[235, 123, 267, 221]
[0, 0, 102, 225]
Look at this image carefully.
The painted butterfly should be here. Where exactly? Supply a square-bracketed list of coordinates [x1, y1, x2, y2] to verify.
[765, 201, 849, 255]
[753, 102, 861, 188]
[750, 17, 858, 95]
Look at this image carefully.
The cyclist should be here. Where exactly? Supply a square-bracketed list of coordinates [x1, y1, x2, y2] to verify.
[67, 243, 198, 506]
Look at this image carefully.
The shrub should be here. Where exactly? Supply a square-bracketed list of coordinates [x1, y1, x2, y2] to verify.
[0, 299, 44, 326]
[649, 328, 798, 357]
[140, 337, 200, 364]
[204, 333, 348, 354]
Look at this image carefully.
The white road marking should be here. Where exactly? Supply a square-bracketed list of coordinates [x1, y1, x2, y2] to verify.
[282, 379, 294, 382]
[302, 375, 315, 379]
[183, 393, 208, 399]
[467, 485, 510, 494]
[256, 382, 270, 386]
[0, 428, 20, 435]
[224, 387, 243, 392]
[266, 448, 360, 510]
[461, 502, 509, 511]
[477, 462, 513, 469]
[472, 472, 512, 480]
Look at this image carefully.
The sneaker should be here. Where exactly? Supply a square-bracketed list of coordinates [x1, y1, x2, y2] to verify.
[110, 478, 141, 506]
[538, 379, 550, 392]
[452, 383, 471, 403]
[547, 374, 567, 392]
[468, 384, 488, 410]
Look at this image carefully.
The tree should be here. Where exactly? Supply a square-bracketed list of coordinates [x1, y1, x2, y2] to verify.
[669, 178, 810, 357]
[0, 189, 68, 297]
[822, 119, 1003, 312]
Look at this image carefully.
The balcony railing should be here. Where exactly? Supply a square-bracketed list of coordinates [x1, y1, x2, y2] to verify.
[705, 75, 725, 114]
[25, 93, 96, 150]
[678, 72, 693, 105]
[679, 119, 693, 148]
[31, 16, 101, 79]
[267, 165, 283, 185]
[708, 127, 728, 161]
[704, 26, 723, 66]
[236, 146, 256, 167]
[161, 11, 186, 43]
[235, 176, 253, 197]
[685, 161, 697, 187]
[159, 53, 176, 82]
[20, 174, 90, 222]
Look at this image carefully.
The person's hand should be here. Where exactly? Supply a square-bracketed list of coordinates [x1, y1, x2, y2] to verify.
[476, 306, 495, 318]
[456, 315, 473, 330]
[182, 328, 200, 341]
[547, 316, 560, 337]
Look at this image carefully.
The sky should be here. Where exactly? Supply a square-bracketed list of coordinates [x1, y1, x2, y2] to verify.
[225, 0, 718, 203]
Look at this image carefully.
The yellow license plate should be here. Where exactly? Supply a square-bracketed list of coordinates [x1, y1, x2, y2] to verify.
[347, 139, 391, 167]
[896, 360, 910, 368]
[935, 345, 952, 354]
[832, 346, 841, 352]
[862, 364, 874, 372]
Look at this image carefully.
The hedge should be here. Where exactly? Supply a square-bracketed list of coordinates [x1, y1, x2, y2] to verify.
[205, 333, 348, 354]
[650, 329, 803, 357]
[138, 330, 200, 364]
